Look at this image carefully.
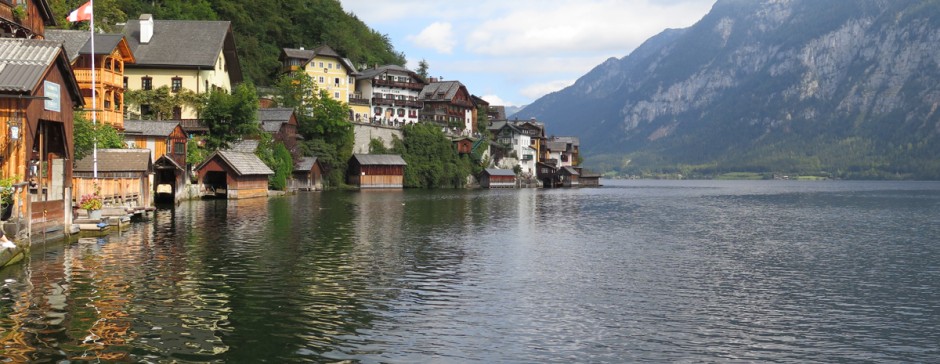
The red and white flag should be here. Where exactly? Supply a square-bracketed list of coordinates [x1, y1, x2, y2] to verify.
[67, 1, 93, 22]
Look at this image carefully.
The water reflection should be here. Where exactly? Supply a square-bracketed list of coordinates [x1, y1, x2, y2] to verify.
[1, 182, 940, 362]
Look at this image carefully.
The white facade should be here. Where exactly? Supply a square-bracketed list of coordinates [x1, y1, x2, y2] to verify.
[355, 66, 425, 126]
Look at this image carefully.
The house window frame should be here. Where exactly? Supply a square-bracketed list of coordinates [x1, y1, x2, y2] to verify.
[141, 76, 153, 91]
[171, 77, 183, 92]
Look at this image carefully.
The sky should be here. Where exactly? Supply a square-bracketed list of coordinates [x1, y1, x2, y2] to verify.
[338, 0, 716, 107]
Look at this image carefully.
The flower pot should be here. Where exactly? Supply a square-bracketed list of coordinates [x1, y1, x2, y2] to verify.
[87, 209, 102, 220]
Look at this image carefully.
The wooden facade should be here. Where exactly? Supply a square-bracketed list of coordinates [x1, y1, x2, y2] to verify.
[289, 156, 323, 191]
[72, 149, 153, 209]
[0, 39, 83, 242]
[124, 120, 187, 169]
[70, 36, 135, 130]
[480, 169, 516, 188]
[0, 0, 54, 39]
[453, 137, 473, 155]
[347, 154, 406, 189]
[195, 151, 272, 199]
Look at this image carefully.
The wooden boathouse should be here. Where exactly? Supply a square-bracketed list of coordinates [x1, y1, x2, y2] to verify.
[290, 156, 323, 191]
[480, 168, 516, 188]
[195, 150, 272, 199]
[347, 154, 406, 189]
[72, 149, 153, 208]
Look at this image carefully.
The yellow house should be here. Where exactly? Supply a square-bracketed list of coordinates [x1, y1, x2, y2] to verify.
[280, 45, 357, 104]
[46, 30, 136, 130]
[122, 14, 242, 120]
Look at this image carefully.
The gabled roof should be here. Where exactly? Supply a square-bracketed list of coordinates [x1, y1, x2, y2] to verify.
[262, 121, 283, 133]
[351, 154, 407, 166]
[0, 39, 82, 103]
[545, 141, 568, 151]
[74, 149, 152, 172]
[123, 16, 242, 83]
[155, 153, 185, 171]
[46, 30, 134, 64]
[228, 139, 259, 153]
[560, 166, 580, 176]
[123, 120, 181, 137]
[257, 108, 294, 123]
[419, 81, 467, 102]
[281, 45, 357, 74]
[197, 150, 273, 176]
[483, 168, 516, 177]
[553, 136, 580, 146]
[294, 156, 319, 172]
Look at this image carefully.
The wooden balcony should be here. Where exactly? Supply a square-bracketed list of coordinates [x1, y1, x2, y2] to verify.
[349, 97, 370, 106]
[373, 98, 422, 108]
[81, 109, 124, 129]
[74, 69, 123, 88]
[373, 78, 425, 90]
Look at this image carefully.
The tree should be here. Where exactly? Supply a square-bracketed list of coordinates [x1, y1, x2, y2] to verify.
[369, 137, 389, 154]
[397, 123, 471, 188]
[124, 86, 203, 120]
[256, 134, 292, 190]
[417, 59, 430, 80]
[73, 113, 124, 160]
[201, 83, 260, 151]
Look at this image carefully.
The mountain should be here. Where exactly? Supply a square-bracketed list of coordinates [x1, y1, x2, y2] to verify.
[516, 0, 940, 179]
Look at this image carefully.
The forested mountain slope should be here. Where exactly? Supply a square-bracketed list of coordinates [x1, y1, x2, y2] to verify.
[49, 0, 405, 86]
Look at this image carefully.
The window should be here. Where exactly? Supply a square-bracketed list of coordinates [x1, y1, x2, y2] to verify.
[374, 107, 381, 115]
[319, 62, 324, 68]
[171, 77, 182, 92]
[173, 106, 182, 119]
[334, 77, 340, 86]
[174, 142, 185, 155]
[334, 92, 340, 99]
[141, 104, 153, 118]
[141, 76, 152, 90]
[123, 76, 128, 89]
[397, 108, 405, 117]
[328, 63, 333, 69]
[319, 76, 325, 83]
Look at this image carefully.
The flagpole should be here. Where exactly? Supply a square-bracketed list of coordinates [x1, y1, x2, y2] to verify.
[90, 0, 97, 179]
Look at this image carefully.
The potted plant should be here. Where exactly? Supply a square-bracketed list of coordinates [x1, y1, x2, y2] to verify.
[79, 185, 103, 219]
[0, 176, 16, 221]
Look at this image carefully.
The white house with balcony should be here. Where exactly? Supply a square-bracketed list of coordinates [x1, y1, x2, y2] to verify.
[353, 65, 427, 126]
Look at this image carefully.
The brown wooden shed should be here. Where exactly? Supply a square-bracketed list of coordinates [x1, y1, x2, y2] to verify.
[73, 149, 153, 208]
[290, 156, 324, 191]
[347, 154, 406, 189]
[480, 168, 516, 188]
[195, 150, 272, 199]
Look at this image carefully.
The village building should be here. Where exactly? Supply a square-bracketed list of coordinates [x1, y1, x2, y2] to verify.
[123, 120, 187, 201]
[257, 108, 299, 148]
[470, 95, 489, 131]
[0, 0, 54, 39]
[577, 168, 602, 187]
[195, 150, 272, 199]
[290, 156, 323, 191]
[72, 149, 153, 209]
[354, 65, 426, 126]
[419, 80, 475, 135]
[122, 14, 242, 119]
[0, 38, 84, 241]
[480, 168, 516, 189]
[559, 166, 580, 187]
[550, 136, 580, 166]
[347, 154, 406, 189]
[280, 45, 357, 104]
[452, 136, 474, 155]
[489, 121, 537, 175]
[46, 30, 135, 130]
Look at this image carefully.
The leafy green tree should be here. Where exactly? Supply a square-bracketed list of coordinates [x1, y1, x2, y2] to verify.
[186, 138, 208, 166]
[124, 86, 203, 120]
[73, 113, 124, 160]
[416, 59, 429, 80]
[201, 83, 260, 151]
[397, 123, 470, 188]
[271, 143, 293, 190]
[369, 137, 389, 154]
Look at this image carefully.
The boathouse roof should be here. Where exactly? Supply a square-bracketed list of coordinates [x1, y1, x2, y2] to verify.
[483, 168, 516, 177]
[351, 154, 407, 166]
[0, 39, 82, 102]
[74, 149, 152, 172]
[294, 156, 319, 172]
[197, 150, 273, 176]
[124, 120, 181, 136]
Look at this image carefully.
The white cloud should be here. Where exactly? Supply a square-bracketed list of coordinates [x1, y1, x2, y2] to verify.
[407, 22, 456, 54]
[465, 0, 713, 56]
[521, 80, 575, 99]
[480, 94, 515, 107]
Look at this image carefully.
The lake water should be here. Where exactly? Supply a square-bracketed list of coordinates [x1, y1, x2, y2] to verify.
[1, 180, 939, 362]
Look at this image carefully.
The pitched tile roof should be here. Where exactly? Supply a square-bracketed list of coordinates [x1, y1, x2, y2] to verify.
[122, 16, 242, 83]
[281, 45, 358, 74]
[356, 64, 422, 81]
[419, 81, 465, 102]
[553, 136, 580, 146]
[0, 39, 63, 92]
[261, 121, 283, 133]
[74, 149, 152, 172]
[46, 30, 126, 62]
[484, 168, 516, 177]
[561, 166, 580, 176]
[123, 120, 180, 137]
[545, 141, 568, 151]
[228, 140, 259, 153]
[351, 154, 407, 166]
[257, 108, 294, 123]
[206, 150, 273, 176]
[294, 156, 319, 172]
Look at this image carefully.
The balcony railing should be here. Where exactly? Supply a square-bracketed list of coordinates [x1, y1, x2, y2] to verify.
[349, 97, 370, 105]
[373, 79, 425, 90]
[373, 98, 423, 108]
[74, 69, 122, 88]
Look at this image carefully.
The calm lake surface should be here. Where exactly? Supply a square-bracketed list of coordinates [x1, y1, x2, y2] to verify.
[2, 180, 939, 362]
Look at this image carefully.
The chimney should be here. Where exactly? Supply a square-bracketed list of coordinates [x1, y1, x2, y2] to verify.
[140, 14, 154, 44]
